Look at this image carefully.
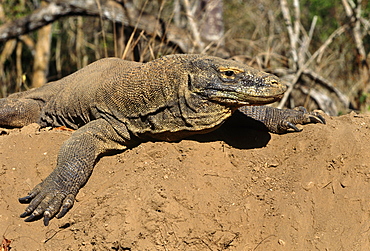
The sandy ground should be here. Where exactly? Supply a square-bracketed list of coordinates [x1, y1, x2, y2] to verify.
[1, 112, 370, 250]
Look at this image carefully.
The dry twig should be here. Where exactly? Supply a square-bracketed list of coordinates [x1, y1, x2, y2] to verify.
[182, 0, 204, 52]
[280, 0, 298, 70]
[278, 0, 354, 112]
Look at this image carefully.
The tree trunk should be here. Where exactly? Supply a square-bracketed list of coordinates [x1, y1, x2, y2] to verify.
[32, 2, 52, 88]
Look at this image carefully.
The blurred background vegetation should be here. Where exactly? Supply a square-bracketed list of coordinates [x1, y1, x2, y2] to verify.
[0, 0, 369, 115]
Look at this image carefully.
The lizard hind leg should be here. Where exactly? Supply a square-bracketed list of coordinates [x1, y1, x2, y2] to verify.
[0, 98, 43, 128]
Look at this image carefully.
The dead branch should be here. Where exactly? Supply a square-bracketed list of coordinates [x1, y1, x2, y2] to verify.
[0, 2, 76, 41]
[298, 16, 317, 66]
[342, 0, 369, 93]
[32, 1, 52, 88]
[342, 0, 368, 67]
[360, 17, 370, 34]
[279, 0, 298, 70]
[278, 22, 350, 109]
[302, 68, 349, 108]
[316, 25, 349, 63]
[15, 42, 23, 92]
[0, 39, 16, 96]
[0, 40, 16, 72]
[182, 0, 204, 52]
[0, 0, 191, 52]
[300, 86, 338, 116]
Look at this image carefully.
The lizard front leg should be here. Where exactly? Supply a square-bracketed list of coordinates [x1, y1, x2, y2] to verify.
[238, 106, 326, 134]
[19, 118, 129, 226]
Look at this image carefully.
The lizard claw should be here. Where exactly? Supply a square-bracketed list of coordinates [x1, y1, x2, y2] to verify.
[285, 121, 302, 132]
[293, 106, 326, 125]
[19, 180, 75, 226]
[19, 195, 34, 204]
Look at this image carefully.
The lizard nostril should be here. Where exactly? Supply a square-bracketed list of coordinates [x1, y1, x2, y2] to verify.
[271, 80, 278, 85]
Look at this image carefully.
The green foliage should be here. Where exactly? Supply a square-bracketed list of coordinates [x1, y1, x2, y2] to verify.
[300, 0, 340, 41]
[359, 92, 368, 104]
[1, 0, 34, 21]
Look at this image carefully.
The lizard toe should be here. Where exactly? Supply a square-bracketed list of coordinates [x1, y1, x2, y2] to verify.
[24, 212, 43, 222]
[293, 106, 308, 113]
[42, 193, 67, 226]
[20, 192, 46, 218]
[19, 183, 42, 204]
[56, 194, 75, 219]
[43, 212, 52, 226]
[294, 106, 326, 125]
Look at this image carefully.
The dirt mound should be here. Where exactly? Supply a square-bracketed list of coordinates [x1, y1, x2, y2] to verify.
[1, 112, 370, 250]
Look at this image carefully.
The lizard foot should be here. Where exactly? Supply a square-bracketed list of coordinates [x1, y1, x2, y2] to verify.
[19, 181, 75, 226]
[272, 106, 326, 133]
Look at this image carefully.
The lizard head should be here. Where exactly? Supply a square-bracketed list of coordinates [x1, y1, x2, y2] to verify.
[186, 55, 287, 107]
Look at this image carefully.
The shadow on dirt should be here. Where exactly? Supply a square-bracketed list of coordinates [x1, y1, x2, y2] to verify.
[188, 110, 271, 149]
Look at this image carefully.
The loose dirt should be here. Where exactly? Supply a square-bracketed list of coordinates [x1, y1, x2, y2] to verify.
[1, 112, 370, 250]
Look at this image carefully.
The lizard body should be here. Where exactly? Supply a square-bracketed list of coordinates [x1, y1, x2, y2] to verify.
[0, 54, 324, 225]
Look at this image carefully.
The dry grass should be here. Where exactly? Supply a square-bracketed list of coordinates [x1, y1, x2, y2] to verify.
[0, 0, 368, 114]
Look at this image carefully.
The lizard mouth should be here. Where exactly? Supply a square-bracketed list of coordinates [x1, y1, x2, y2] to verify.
[241, 93, 285, 105]
[201, 84, 287, 106]
[207, 92, 284, 106]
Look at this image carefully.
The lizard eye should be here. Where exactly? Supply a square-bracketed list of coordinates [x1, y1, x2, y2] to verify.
[218, 67, 243, 79]
[224, 71, 235, 77]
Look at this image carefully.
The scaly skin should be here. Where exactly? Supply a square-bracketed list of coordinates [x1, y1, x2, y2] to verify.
[0, 54, 324, 225]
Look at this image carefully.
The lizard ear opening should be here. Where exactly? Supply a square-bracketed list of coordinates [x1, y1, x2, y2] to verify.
[187, 74, 201, 92]
[187, 74, 192, 90]
[186, 73, 211, 93]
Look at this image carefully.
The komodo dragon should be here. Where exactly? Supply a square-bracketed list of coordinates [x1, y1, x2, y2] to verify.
[0, 54, 325, 226]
